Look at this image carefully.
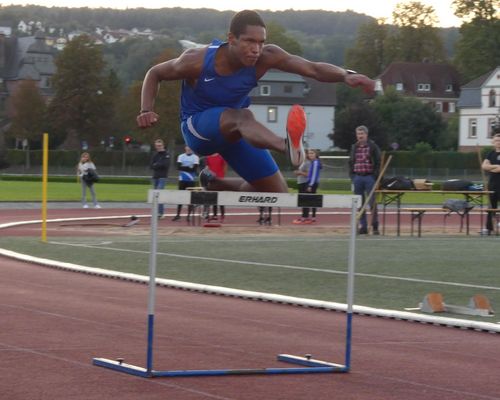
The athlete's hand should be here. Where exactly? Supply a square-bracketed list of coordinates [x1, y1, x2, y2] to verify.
[136, 111, 159, 128]
[344, 73, 375, 95]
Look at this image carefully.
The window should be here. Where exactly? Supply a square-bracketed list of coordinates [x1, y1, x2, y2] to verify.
[489, 89, 497, 107]
[42, 76, 51, 88]
[283, 84, 293, 94]
[267, 107, 277, 123]
[489, 119, 497, 138]
[469, 119, 477, 138]
[260, 85, 271, 96]
[435, 102, 442, 112]
[448, 102, 456, 113]
[395, 83, 403, 91]
[417, 83, 431, 92]
[445, 84, 453, 92]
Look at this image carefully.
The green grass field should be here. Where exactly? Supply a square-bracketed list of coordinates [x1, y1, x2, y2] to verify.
[1, 233, 498, 323]
[0, 180, 452, 204]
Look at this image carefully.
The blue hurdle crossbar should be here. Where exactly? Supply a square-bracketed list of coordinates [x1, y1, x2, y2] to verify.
[93, 354, 348, 378]
[93, 190, 359, 378]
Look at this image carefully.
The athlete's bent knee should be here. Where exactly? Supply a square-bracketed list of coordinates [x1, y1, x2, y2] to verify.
[222, 109, 255, 129]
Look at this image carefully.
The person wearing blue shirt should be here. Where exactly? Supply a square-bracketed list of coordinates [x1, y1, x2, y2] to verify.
[293, 149, 321, 224]
[137, 10, 374, 194]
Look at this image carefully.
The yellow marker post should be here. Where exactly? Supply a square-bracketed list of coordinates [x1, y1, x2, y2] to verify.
[41, 133, 48, 242]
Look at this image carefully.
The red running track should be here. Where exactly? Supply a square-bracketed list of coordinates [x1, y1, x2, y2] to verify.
[1, 207, 499, 399]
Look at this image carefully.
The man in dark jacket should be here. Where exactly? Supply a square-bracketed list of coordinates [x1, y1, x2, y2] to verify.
[348, 125, 381, 235]
[150, 138, 170, 218]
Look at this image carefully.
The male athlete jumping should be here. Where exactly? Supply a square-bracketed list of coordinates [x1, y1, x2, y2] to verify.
[137, 10, 375, 193]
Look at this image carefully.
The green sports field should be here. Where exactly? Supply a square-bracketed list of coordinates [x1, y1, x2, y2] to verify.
[1, 233, 498, 323]
[0, 179, 453, 204]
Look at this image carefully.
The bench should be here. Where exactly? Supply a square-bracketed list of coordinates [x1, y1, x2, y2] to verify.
[401, 207, 473, 237]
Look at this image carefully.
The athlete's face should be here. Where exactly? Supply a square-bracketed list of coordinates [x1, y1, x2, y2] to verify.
[229, 25, 266, 67]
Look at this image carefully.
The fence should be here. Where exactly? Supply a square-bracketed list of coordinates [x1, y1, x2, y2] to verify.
[0, 164, 485, 183]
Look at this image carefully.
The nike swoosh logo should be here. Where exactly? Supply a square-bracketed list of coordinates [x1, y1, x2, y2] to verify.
[204, 77, 215, 82]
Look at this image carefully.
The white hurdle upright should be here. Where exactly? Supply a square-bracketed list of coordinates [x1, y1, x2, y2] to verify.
[93, 189, 360, 378]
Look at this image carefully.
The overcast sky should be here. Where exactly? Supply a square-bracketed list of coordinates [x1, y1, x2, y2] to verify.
[4, 0, 462, 27]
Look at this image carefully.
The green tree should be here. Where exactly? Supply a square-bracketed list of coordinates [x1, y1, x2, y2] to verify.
[345, 19, 389, 77]
[332, 101, 386, 150]
[48, 35, 116, 149]
[387, 2, 447, 63]
[452, 0, 499, 21]
[316, 34, 351, 66]
[103, 37, 181, 88]
[0, 122, 8, 169]
[436, 114, 459, 151]
[118, 47, 182, 148]
[371, 87, 445, 150]
[8, 80, 48, 147]
[452, 0, 500, 82]
[266, 21, 303, 55]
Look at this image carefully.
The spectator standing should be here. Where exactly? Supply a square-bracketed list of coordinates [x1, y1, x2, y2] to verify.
[150, 138, 170, 218]
[293, 151, 311, 224]
[482, 133, 500, 235]
[348, 125, 381, 235]
[172, 146, 199, 222]
[206, 153, 227, 221]
[293, 149, 321, 224]
[77, 152, 100, 209]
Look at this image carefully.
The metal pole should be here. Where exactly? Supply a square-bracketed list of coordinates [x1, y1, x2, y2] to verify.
[41, 133, 49, 243]
[146, 190, 159, 375]
[344, 197, 358, 369]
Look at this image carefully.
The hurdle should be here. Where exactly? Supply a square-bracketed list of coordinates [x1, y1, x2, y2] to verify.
[93, 189, 360, 378]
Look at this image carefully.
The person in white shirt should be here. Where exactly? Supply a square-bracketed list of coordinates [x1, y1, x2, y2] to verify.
[172, 146, 199, 221]
[77, 152, 100, 209]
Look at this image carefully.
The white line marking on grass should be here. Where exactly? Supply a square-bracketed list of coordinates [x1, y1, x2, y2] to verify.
[49, 241, 500, 291]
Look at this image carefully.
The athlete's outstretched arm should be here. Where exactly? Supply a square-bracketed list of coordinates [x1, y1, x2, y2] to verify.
[137, 48, 203, 128]
[260, 45, 375, 93]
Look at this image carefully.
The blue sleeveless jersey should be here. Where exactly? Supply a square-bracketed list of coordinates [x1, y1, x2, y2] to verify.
[180, 39, 257, 121]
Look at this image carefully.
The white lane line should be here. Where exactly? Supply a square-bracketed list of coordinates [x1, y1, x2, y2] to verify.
[49, 241, 500, 291]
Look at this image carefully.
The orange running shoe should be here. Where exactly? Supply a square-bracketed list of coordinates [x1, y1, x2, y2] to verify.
[286, 104, 306, 166]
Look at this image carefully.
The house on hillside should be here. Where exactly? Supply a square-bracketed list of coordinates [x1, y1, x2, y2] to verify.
[17, 21, 29, 34]
[375, 62, 461, 118]
[0, 30, 56, 118]
[457, 66, 500, 151]
[249, 70, 337, 151]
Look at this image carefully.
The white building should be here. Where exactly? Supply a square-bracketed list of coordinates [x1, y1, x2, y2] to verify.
[457, 66, 500, 151]
[249, 70, 336, 151]
[17, 20, 29, 33]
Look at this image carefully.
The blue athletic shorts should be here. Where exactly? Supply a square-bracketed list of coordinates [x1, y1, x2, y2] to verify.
[181, 107, 279, 182]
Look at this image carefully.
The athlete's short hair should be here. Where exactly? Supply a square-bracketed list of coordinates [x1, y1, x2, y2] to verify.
[230, 10, 266, 38]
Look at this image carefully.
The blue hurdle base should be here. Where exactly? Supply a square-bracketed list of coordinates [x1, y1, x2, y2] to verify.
[92, 354, 348, 378]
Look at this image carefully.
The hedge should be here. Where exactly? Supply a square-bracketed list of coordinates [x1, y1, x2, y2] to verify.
[3, 148, 492, 172]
